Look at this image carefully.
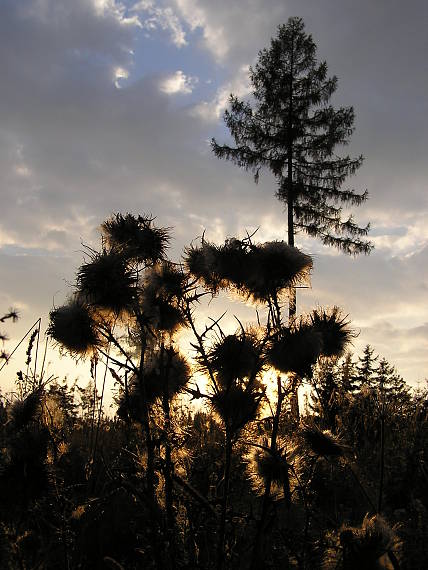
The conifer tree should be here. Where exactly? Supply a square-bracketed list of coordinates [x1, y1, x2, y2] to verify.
[356, 344, 378, 387]
[375, 357, 409, 406]
[212, 17, 372, 316]
[340, 351, 358, 393]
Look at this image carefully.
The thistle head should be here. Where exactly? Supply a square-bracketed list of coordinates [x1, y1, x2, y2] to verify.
[245, 241, 312, 301]
[77, 249, 137, 314]
[144, 261, 187, 300]
[184, 241, 224, 292]
[310, 306, 356, 358]
[8, 391, 42, 431]
[340, 515, 399, 569]
[101, 213, 169, 264]
[245, 441, 291, 498]
[118, 349, 190, 420]
[205, 330, 263, 388]
[267, 320, 323, 378]
[300, 423, 349, 458]
[48, 299, 101, 357]
[185, 237, 312, 301]
[142, 262, 188, 333]
[144, 348, 190, 401]
[210, 384, 263, 433]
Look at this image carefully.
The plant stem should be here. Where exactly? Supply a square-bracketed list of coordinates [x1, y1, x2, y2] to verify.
[217, 427, 232, 569]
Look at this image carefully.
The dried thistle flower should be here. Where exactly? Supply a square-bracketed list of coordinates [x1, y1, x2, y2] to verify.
[144, 349, 190, 401]
[301, 424, 349, 458]
[117, 349, 190, 420]
[101, 213, 169, 264]
[77, 250, 136, 313]
[8, 391, 42, 430]
[144, 261, 187, 299]
[48, 300, 100, 356]
[142, 262, 188, 333]
[205, 331, 263, 388]
[245, 241, 312, 301]
[211, 384, 263, 433]
[184, 241, 224, 292]
[185, 238, 312, 301]
[245, 442, 290, 498]
[310, 306, 356, 358]
[339, 515, 400, 569]
[267, 321, 323, 377]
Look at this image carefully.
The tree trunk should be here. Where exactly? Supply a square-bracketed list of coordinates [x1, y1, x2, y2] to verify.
[287, 34, 300, 423]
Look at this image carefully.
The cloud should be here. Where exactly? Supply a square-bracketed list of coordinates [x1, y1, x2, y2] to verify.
[132, 0, 187, 47]
[114, 66, 129, 88]
[1, 0, 428, 389]
[191, 65, 250, 122]
[159, 70, 198, 94]
[171, 0, 287, 64]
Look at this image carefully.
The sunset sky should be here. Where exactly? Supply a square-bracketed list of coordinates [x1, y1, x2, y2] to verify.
[1, 0, 428, 390]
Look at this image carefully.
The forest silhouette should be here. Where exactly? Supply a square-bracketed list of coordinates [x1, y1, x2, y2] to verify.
[0, 17, 427, 570]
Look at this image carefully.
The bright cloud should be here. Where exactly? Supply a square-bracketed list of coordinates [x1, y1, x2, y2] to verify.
[173, 0, 229, 60]
[159, 70, 197, 94]
[114, 66, 129, 88]
[191, 65, 250, 121]
[93, 0, 141, 26]
[132, 0, 187, 47]
[171, 0, 288, 63]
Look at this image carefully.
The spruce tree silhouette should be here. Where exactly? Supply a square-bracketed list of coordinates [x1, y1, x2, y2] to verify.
[212, 17, 372, 318]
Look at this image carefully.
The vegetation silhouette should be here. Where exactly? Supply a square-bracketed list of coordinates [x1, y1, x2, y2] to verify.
[212, 17, 372, 322]
[3, 209, 426, 569]
[212, 15, 373, 426]
[1, 16, 427, 570]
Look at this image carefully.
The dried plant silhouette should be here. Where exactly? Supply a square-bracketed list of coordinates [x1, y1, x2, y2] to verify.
[1, 16, 426, 570]
[0, 216, 420, 569]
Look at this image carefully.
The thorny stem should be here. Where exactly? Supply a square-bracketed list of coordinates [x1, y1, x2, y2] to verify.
[251, 375, 290, 569]
[184, 298, 222, 393]
[161, 344, 177, 566]
[217, 426, 233, 570]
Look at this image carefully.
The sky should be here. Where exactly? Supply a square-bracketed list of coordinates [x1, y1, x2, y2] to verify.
[1, 0, 428, 393]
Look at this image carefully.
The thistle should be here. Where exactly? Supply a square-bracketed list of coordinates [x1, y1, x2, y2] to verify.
[310, 306, 356, 358]
[185, 238, 312, 301]
[8, 391, 42, 431]
[144, 261, 187, 299]
[205, 330, 263, 388]
[184, 240, 224, 292]
[144, 349, 190, 401]
[267, 321, 323, 378]
[339, 515, 400, 569]
[77, 250, 137, 314]
[246, 442, 291, 499]
[117, 349, 190, 419]
[300, 424, 349, 458]
[211, 384, 263, 433]
[245, 241, 312, 302]
[101, 212, 170, 264]
[48, 299, 100, 356]
[142, 262, 188, 333]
